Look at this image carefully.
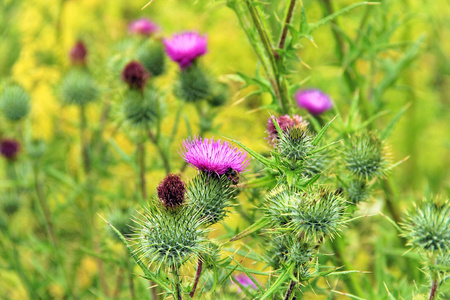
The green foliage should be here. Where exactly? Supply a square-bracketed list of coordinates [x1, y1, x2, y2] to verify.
[107, 206, 135, 241]
[59, 70, 99, 106]
[0, 84, 31, 121]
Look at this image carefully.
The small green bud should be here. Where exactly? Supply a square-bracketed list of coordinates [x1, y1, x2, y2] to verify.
[263, 186, 296, 227]
[107, 206, 135, 241]
[175, 65, 211, 103]
[343, 132, 389, 180]
[402, 197, 450, 254]
[122, 89, 158, 128]
[135, 201, 207, 269]
[137, 40, 166, 77]
[187, 173, 234, 226]
[59, 70, 99, 106]
[0, 85, 31, 121]
[1, 191, 20, 215]
[346, 179, 370, 205]
[207, 83, 228, 107]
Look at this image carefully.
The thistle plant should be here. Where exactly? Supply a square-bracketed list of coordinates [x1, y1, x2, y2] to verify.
[0, 84, 31, 122]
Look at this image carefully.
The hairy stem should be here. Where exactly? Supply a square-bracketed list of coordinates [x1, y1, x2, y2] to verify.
[284, 280, 297, 300]
[190, 259, 203, 298]
[278, 0, 297, 50]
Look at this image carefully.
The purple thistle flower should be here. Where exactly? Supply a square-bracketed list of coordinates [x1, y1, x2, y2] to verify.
[122, 61, 149, 90]
[69, 40, 87, 66]
[128, 18, 159, 36]
[294, 89, 333, 115]
[1, 139, 20, 160]
[163, 32, 207, 69]
[180, 137, 250, 176]
[266, 114, 308, 146]
[157, 174, 186, 208]
[234, 274, 258, 292]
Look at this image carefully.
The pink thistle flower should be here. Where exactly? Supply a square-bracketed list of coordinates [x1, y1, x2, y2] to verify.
[163, 32, 207, 69]
[294, 89, 333, 115]
[180, 137, 250, 176]
[234, 274, 258, 292]
[128, 18, 159, 36]
[266, 114, 308, 146]
[0, 139, 20, 160]
[69, 40, 87, 65]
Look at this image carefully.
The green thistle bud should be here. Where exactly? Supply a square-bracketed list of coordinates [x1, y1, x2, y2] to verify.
[107, 206, 135, 241]
[200, 241, 220, 270]
[290, 188, 347, 241]
[346, 179, 371, 205]
[402, 197, 450, 254]
[0, 85, 31, 121]
[263, 186, 296, 227]
[302, 153, 328, 178]
[59, 70, 99, 106]
[343, 132, 389, 180]
[137, 40, 166, 77]
[175, 65, 211, 103]
[1, 191, 20, 215]
[122, 89, 158, 128]
[186, 173, 234, 226]
[135, 201, 207, 269]
[207, 83, 228, 107]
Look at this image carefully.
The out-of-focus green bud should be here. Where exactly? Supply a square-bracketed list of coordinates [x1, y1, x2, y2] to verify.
[0, 85, 31, 121]
[59, 70, 99, 106]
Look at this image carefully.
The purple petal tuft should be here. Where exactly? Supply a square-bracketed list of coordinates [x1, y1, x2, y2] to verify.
[163, 32, 207, 69]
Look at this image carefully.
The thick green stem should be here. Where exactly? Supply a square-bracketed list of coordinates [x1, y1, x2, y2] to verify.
[79, 105, 91, 174]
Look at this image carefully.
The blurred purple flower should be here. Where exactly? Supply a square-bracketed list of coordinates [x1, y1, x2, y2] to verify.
[121, 61, 149, 90]
[128, 18, 159, 36]
[266, 114, 308, 146]
[157, 174, 186, 208]
[294, 89, 333, 115]
[1, 139, 20, 160]
[234, 274, 257, 292]
[69, 40, 87, 65]
[163, 32, 207, 69]
[180, 137, 250, 176]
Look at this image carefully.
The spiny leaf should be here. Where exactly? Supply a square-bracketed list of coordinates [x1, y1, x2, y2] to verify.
[229, 217, 270, 242]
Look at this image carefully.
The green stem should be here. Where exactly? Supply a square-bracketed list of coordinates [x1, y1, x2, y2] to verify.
[138, 142, 147, 200]
[148, 130, 170, 174]
[278, 0, 297, 50]
[284, 280, 297, 300]
[174, 265, 182, 300]
[79, 105, 91, 174]
[428, 253, 440, 300]
[189, 259, 203, 298]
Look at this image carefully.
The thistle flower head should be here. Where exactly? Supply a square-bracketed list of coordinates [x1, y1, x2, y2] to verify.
[266, 114, 308, 146]
[186, 173, 235, 225]
[290, 188, 347, 241]
[294, 89, 333, 115]
[343, 132, 389, 180]
[163, 32, 207, 69]
[277, 126, 314, 164]
[135, 202, 207, 269]
[174, 64, 211, 102]
[128, 18, 159, 36]
[0, 85, 31, 122]
[180, 136, 250, 176]
[121, 61, 149, 90]
[69, 40, 87, 65]
[0, 139, 20, 160]
[60, 70, 99, 106]
[157, 174, 186, 208]
[402, 197, 450, 254]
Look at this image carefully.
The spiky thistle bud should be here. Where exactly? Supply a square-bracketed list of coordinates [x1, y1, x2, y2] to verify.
[346, 179, 371, 205]
[122, 89, 158, 128]
[135, 201, 207, 270]
[122, 61, 149, 90]
[157, 174, 186, 208]
[137, 41, 166, 77]
[302, 153, 328, 178]
[343, 132, 389, 180]
[69, 40, 87, 66]
[175, 65, 211, 103]
[290, 188, 347, 241]
[1, 192, 21, 215]
[0, 139, 20, 161]
[402, 197, 450, 254]
[263, 186, 296, 227]
[107, 207, 134, 241]
[277, 126, 314, 167]
[0, 85, 31, 122]
[186, 173, 235, 226]
[59, 70, 99, 106]
[266, 114, 308, 146]
[207, 83, 228, 107]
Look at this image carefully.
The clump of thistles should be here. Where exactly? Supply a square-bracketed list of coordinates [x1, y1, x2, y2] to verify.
[0, 139, 20, 160]
[266, 114, 308, 146]
[157, 174, 186, 208]
[122, 61, 149, 90]
[164, 32, 207, 69]
[180, 137, 250, 176]
[294, 89, 333, 115]
[128, 18, 159, 36]
[69, 40, 87, 66]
